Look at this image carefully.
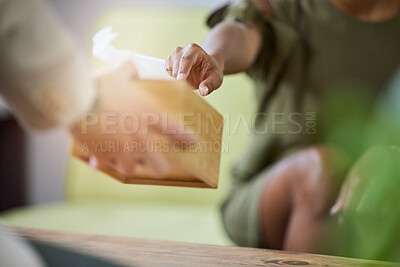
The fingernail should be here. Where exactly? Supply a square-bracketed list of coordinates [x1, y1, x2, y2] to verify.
[89, 156, 98, 169]
[199, 86, 204, 95]
[177, 73, 186, 80]
[204, 86, 209, 95]
[330, 204, 339, 215]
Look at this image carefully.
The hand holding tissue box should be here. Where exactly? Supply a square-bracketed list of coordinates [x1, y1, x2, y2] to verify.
[72, 27, 223, 188]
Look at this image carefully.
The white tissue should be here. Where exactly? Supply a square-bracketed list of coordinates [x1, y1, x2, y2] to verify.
[92, 26, 173, 80]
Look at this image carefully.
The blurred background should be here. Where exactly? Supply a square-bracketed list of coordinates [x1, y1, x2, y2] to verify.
[0, 0, 256, 246]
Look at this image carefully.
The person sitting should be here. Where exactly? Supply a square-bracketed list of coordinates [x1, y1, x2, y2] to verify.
[166, 0, 400, 261]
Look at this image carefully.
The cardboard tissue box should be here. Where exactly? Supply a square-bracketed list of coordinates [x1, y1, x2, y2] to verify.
[72, 27, 223, 188]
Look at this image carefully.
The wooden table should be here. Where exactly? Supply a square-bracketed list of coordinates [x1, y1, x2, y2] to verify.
[13, 227, 398, 267]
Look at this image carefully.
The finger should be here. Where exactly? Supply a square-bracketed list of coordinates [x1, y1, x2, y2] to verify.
[111, 152, 137, 177]
[88, 155, 98, 169]
[90, 154, 111, 171]
[199, 71, 223, 96]
[164, 127, 198, 149]
[72, 142, 90, 163]
[138, 134, 169, 176]
[163, 121, 197, 147]
[105, 135, 146, 177]
[330, 197, 344, 216]
[165, 55, 173, 76]
[177, 48, 199, 81]
[186, 63, 208, 89]
[148, 113, 197, 147]
[168, 128, 197, 148]
[330, 177, 352, 215]
[172, 46, 183, 77]
[116, 131, 168, 177]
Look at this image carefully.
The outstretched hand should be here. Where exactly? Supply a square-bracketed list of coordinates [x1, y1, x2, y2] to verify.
[70, 61, 196, 178]
[165, 43, 224, 96]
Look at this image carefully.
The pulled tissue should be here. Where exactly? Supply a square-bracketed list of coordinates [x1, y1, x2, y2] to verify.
[92, 26, 173, 80]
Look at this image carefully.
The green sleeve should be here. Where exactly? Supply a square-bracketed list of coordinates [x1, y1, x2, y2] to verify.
[207, 0, 267, 28]
[206, 0, 275, 80]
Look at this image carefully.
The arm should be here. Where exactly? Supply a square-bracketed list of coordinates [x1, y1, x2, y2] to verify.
[0, 0, 195, 178]
[166, 0, 270, 95]
[203, 21, 262, 75]
[0, 0, 95, 130]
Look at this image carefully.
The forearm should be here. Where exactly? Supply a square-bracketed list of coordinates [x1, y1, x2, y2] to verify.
[202, 21, 263, 75]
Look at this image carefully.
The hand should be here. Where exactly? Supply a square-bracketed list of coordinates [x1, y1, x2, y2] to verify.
[165, 43, 224, 96]
[330, 147, 398, 217]
[70, 61, 196, 177]
[330, 171, 360, 217]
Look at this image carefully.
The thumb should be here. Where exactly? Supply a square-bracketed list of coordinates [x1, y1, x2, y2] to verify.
[199, 71, 222, 96]
[116, 60, 138, 80]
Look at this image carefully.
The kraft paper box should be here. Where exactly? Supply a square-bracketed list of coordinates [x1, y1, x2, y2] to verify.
[72, 27, 223, 188]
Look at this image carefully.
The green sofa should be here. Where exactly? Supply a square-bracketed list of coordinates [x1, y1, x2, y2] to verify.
[0, 6, 255, 246]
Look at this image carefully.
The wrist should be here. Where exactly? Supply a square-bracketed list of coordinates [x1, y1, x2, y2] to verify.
[210, 52, 225, 72]
[68, 78, 100, 135]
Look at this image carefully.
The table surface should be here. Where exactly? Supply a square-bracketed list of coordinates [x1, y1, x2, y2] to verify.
[12, 227, 399, 267]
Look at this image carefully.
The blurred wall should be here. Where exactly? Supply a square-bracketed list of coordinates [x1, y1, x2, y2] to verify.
[49, 0, 225, 50]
